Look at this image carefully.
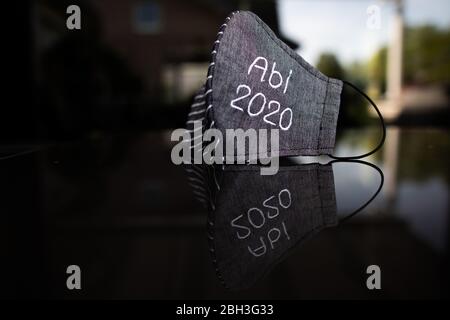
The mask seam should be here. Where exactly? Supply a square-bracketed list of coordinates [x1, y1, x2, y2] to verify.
[223, 163, 321, 172]
[323, 167, 339, 225]
[318, 167, 339, 226]
[321, 81, 343, 150]
[206, 163, 226, 287]
[317, 78, 330, 151]
[206, 11, 240, 137]
[231, 147, 334, 157]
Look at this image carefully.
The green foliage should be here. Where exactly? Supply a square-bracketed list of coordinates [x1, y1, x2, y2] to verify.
[347, 61, 369, 88]
[368, 25, 450, 94]
[317, 53, 344, 79]
[315, 24, 449, 128]
[403, 25, 450, 85]
[368, 46, 387, 95]
[398, 129, 450, 183]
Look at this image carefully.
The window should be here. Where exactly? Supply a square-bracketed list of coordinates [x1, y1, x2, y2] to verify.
[133, 1, 161, 34]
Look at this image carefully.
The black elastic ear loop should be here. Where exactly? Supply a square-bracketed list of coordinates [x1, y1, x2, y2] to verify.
[329, 159, 384, 224]
[328, 80, 386, 160]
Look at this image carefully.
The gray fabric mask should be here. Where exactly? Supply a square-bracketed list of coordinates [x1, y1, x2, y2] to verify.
[206, 10, 342, 157]
[187, 10, 385, 160]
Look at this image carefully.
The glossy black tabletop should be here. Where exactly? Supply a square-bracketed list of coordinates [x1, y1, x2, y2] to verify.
[1, 127, 448, 299]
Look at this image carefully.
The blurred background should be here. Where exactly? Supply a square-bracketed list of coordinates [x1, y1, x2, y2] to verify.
[1, 0, 449, 299]
[2, 0, 449, 140]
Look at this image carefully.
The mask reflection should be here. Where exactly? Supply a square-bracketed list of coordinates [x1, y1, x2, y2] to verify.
[185, 160, 383, 290]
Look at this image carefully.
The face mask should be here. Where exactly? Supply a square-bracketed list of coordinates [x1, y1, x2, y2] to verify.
[187, 11, 385, 160]
[185, 160, 383, 289]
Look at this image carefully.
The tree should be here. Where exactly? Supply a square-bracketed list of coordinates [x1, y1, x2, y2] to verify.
[317, 53, 344, 79]
[403, 25, 450, 85]
[368, 25, 450, 95]
[368, 46, 387, 97]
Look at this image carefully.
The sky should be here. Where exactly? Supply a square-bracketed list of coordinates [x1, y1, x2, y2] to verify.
[278, 0, 450, 66]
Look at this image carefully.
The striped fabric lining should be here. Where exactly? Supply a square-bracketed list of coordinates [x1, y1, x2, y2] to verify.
[183, 11, 240, 288]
